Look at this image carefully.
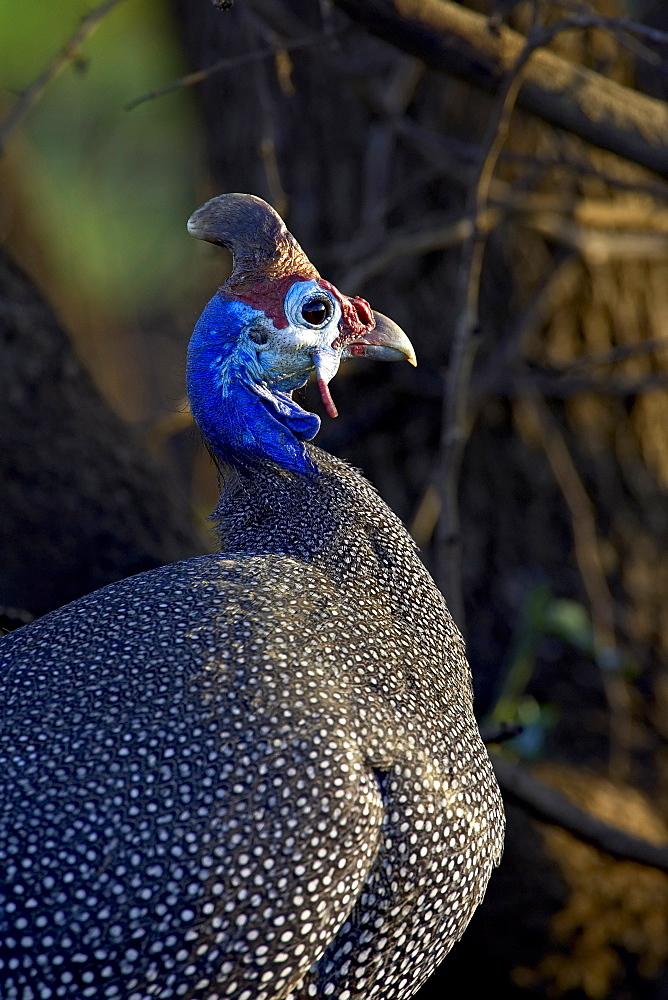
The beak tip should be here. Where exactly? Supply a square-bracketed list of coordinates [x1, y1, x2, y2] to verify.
[345, 311, 417, 367]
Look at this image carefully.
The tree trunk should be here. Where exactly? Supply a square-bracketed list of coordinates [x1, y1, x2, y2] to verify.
[0, 247, 203, 624]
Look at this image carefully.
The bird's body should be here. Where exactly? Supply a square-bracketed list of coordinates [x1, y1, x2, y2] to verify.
[0, 195, 503, 1000]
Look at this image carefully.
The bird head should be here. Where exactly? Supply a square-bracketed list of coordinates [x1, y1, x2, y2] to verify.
[186, 193, 416, 474]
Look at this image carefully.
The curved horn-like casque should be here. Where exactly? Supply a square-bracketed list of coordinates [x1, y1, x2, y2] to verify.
[187, 193, 318, 291]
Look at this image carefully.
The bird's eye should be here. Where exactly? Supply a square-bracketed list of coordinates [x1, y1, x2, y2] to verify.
[301, 298, 331, 326]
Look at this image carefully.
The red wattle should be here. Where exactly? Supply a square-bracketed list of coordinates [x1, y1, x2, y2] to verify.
[317, 378, 339, 419]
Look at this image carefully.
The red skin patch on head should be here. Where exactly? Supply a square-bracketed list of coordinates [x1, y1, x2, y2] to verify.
[220, 274, 376, 422]
[220, 275, 376, 350]
[220, 274, 299, 328]
[318, 279, 376, 348]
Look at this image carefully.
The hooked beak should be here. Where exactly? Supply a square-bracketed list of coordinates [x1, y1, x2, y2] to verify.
[342, 311, 417, 367]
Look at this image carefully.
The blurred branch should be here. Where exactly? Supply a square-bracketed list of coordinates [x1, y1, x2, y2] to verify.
[338, 210, 499, 290]
[358, 61, 425, 238]
[0, 0, 127, 153]
[340, 188, 668, 290]
[492, 190, 668, 232]
[332, 0, 668, 177]
[436, 6, 540, 629]
[249, 0, 315, 39]
[548, 0, 668, 50]
[391, 119, 668, 202]
[480, 721, 523, 744]
[481, 368, 668, 400]
[515, 394, 633, 780]
[525, 213, 668, 260]
[494, 187, 668, 259]
[493, 755, 668, 874]
[393, 122, 668, 203]
[516, 395, 615, 648]
[543, 9, 668, 68]
[500, 150, 668, 203]
[474, 256, 584, 401]
[240, 8, 290, 217]
[563, 336, 668, 372]
[477, 334, 668, 401]
[405, 364, 668, 411]
[126, 27, 342, 110]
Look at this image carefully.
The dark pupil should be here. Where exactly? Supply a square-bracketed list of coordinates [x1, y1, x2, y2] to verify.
[301, 299, 329, 325]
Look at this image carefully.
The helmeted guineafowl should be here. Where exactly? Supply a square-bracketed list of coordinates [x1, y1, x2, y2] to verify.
[0, 193, 504, 1000]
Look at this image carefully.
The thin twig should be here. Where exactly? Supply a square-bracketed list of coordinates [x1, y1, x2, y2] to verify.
[500, 150, 668, 203]
[474, 256, 583, 401]
[516, 394, 634, 781]
[436, 3, 543, 629]
[396, 121, 668, 203]
[333, 0, 668, 178]
[542, 12, 668, 69]
[395, 366, 668, 407]
[239, 8, 290, 217]
[557, 336, 668, 374]
[125, 27, 342, 111]
[479, 367, 668, 401]
[489, 190, 668, 232]
[335, 127, 668, 284]
[519, 395, 614, 645]
[338, 210, 500, 291]
[0, 0, 127, 153]
[493, 755, 668, 873]
[126, 50, 277, 110]
[525, 214, 668, 261]
[549, 0, 668, 48]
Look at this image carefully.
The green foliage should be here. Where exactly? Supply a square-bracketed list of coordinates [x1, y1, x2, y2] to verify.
[490, 583, 640, 759]
[0, 0, 204, 319]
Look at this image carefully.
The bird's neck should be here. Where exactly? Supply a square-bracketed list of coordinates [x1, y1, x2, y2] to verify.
[186, 295, 319, 475]
[213, 446, 448, 629]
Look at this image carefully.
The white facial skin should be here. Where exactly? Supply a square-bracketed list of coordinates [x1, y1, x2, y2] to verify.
[243, 280, 343, 393]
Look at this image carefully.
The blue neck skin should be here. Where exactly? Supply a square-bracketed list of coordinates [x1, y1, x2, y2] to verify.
[186, 294, 321, 475]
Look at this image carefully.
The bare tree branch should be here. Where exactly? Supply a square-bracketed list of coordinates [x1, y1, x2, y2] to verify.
[332, 0, 668, 178]
[542, 8, 668, 68]
[515, 394, 634, 780]
[526, 213, 668, 260]
[0, 0, 127, 153]
[338, 210, 499, 290]
[500, 150, 668, 202]
[395, 121, 668, 203]
[125, 27, 343, 110]
[435, 7, 541, 629]
[548, 1, 668, 49]
[493, 755, 668, 874]
[478, 367, 668, 400]
[473, 256, 584, 400]
[562, 336, 668, 372]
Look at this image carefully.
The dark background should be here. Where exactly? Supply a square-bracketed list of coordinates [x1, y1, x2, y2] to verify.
[1, 1, 668, 996]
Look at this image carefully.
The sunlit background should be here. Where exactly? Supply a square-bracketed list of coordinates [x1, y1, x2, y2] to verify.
[3, 4, 668, 994]
[0, 0, 211, 415]
[0, 0, 232, 530]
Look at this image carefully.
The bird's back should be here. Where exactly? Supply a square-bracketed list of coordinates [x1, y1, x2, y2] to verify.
[1, 192, 504, 1000]
[0, 450, 502, 1000]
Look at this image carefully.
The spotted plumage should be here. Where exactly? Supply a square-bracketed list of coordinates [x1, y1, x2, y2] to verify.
[0, 194, 504, 1000]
